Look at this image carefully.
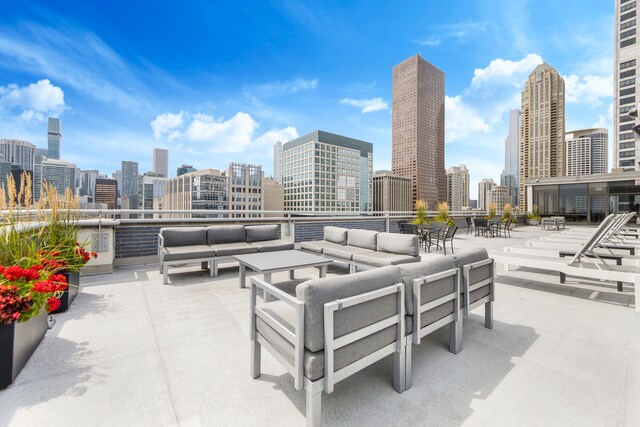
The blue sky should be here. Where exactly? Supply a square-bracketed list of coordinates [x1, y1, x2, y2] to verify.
[0, 1, 614, 199]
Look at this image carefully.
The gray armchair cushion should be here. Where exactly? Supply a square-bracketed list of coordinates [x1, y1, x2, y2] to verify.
[346, 229, 379, 250]
[376, 232, 419, 256]
[453, 248, 492, 284]
[163, 245, 216, 262]
[208, 242, 258, 256]
[300, 240, 346, 254]
[207, 225, 246, 245]
[161, 227, 207, 247]
[352, 251, 420, 267]
[399, 255, 456, 315]
[246, 225, 279, 242]
[420, 301, 455, 328]
[256, 301, 397, 381]
[250, 239, 294, 252]
[324, 226, 348, 245]
[296, 265, 401, 352]
[323, 245, 374, 261]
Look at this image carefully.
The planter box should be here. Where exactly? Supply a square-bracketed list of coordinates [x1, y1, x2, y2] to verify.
[52, 271, 80, 314]
[528, 219, 540, 226]
[0, 313, 48, 388]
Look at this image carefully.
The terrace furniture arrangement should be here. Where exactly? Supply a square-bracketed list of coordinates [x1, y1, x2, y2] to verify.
[158, 224, 294, 285]
[250, 247, 494, 426]
[488, 212, 640, 311]
[541, 216, 566, 231]
[300, 227, 420, 272]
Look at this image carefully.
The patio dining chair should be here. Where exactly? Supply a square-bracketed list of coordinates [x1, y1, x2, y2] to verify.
[441, 225, 458, 254]
[465, 217, 474, 235]
[473, 218, 489, 237]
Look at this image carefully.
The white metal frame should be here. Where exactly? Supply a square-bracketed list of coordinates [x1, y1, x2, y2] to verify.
[462, 258, 495, 329]
[157, 233, 214, 285]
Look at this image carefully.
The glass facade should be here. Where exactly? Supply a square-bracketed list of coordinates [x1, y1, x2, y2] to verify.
[532, 179, 640, 223]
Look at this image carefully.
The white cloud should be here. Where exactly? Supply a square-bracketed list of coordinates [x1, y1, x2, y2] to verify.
[445, 95, 490, 142]
[563, 74, 613, 106]
[340, 97, 389, 113]
[254, 126, 299, 147]
[415, 21, 488, 46]
[183, 112, 259, 153]
[470, 54, 543, 90]
[150, 111, 184, 139]
[0, 79, 65, 116]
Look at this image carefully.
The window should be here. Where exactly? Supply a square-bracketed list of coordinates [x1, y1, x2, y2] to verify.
[621, 1, 636, 13]
[621, 37, 637, 47]
[620, 105, 634, 114]
[621, 11, 637, 22]
[621, 59, 637, 69]
[621, 28, 637, 39]
[621, 68, 636, 78]
[621, 96, 636, 105]
[621, 77, 636, 87]
[621, 123, 635, 131]
[621, 87, 636, 96]
[620, 132, 635, 140]
[621, 19, 636, 30]
[619, 159, 635, 167]
[620, 150, 635, 157]
[620, 141, 636, 149]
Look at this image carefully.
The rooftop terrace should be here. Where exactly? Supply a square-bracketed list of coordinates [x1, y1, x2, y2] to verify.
[1, 226, 639, 426]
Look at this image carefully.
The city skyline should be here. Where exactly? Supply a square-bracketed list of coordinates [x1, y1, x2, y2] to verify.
[0, 1, 615, 199]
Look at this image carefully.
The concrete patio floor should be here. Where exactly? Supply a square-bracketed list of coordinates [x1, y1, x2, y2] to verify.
[1, 225, 639, 426]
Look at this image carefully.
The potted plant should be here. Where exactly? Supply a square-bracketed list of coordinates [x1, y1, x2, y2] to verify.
[502, 203, 516, 230]
[0, 177, 69, 388]
[434, 201, 455, 226]
[412, 199, 430, 225]
[487, 202, 498, 220]
[528, 204, 542, 226]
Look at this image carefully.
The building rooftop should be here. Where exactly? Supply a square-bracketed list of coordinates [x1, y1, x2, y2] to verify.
[1, 226, 639, 426]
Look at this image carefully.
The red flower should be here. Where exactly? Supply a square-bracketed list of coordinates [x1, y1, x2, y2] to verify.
[3, 265, 25, 282]
[33, 281, 55, 293]
[23, 269, 41, 281]
[46, 297, 61, 312]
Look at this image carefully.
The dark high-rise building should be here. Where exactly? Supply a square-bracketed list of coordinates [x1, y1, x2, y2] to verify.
[47, 117, 61, 160]
[392, 54, 446, 209]
[95, 178, 118, 209]
[121, 160, 139, 197]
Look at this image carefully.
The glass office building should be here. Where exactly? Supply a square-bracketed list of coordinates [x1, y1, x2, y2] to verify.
[526, 172, 640, 223]
[283, 130, 373, 212]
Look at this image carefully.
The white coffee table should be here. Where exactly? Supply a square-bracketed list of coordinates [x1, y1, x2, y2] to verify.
[234, 250, 333, 289]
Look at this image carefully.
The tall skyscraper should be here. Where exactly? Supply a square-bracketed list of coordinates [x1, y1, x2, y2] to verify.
[565, 128, 608, 176]
[273, 141, 283, 185]
[95, 178, 118, 209]
[446, 164, 470, 211]
[478, 178, 496, 211]
[121, 161, 139, 197]
[35, 159, 76, 199]
[392, 54, 446, 209]
[47, 117, 61, 160]
[283, 130, 373, 212]
[519, 63, 565, 211]
[153, 148, 169, 178]
[501, 109, 521, 206]
[79, 169, 99, 198]
[614, 0, 639, 171]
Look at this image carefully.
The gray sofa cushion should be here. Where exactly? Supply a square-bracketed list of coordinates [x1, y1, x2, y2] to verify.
[208, 242, 258, 256]
[246, 225, 279, 242]
[376, 232, 419, 256]
[161, 227, 207, 247]
[453, 248, 492, 284]
[256, 301, 397, 381]
[346, 229, 379, 250]
[399, 255, 456, 315]
[324, 226, 348, 245]
[250, 239, 294, 252]
[296, 265, 402, 352]
[163, 245, 216, 262]
[207, 225, 246, 245]
[352, 251, 420, 267]
[300, 240, 346, 254]
[323, 245, 374, 261]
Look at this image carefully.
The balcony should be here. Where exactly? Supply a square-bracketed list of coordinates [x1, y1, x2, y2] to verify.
[0, 214, 638, 426]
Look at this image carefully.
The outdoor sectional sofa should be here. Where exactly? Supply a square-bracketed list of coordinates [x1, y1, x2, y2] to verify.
[250, 246, 494, 426]
[300, 226, 421, 271]
[158, 224, 294, 285]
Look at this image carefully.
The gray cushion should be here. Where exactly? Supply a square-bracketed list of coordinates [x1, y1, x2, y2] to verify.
[323, 245, 374, 261]
[352, 251, 420, 267]
[399, 255, 456, 315]
[453, 248, 492, 285]
[250, 239, 294, 252]
[208, 242, 258, 256]
[256, 301, 397, 381]
[296, 266, 401, 352]
[300, 240, 347, 254]
[163, 245, 216, 262]
[376, 232, 419, 256]
[207, 225, 246, 245]
[419, 301, 455, 329]
[346, 229, 378, 250]
[324, 226, 348, 245]
[246, 225, 279, 242]
[161, 227, 206, 247]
